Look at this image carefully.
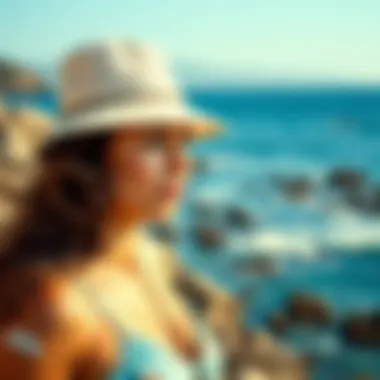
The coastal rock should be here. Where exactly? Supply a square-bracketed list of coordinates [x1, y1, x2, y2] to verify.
[245, 330, 283, 359]
[343, 187, 370, 211]
[0, 101, 6, 153]
[370, 312, 380, 345]
[0, 105, 50, 169]
[244, 330, 306, 379]
[340, 312, 380, 347]
[208, 296, 243, 355]
[238, 367, 270, 380]
[0, 106, 50, 241]
[0, 165, 34, 239]
[285, 293, 315, 323]
[267, 312, 290, 336]
[150, 222, 178, 244]
[327, 167, 365, 192]
[354, 374, 375, 380]
[3, 107, 51, 164]
[0, 59, 47, 93]
[285, 293, 332, 326]
[340, 315, 372, 346]
[225, 206, 255, 229]
[275, 176, 313, 201]
[343, 185, 380, 214]
[367, 187, 380, 214]
[311, 297, 332, 326]
[176, 274, 211, 312]
[234, 255, 278, 275]
[192, 225, 224, 250]
[0, 100, 6, 121]
[226, 325, 307, 380]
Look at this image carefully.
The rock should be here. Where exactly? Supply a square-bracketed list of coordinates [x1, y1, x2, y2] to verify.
[267, 312, 290, 336]
[370, 312, 380, 346]
[245, 330, 306, 377]
[285, 293, 315, 324]
[176, 274, 211, 313]
[246, 330, 282, 359]
[285, 293, 332, 326]
[336, 184, 380, 215]
[0, 195, 20, 227]
[366, 187, 380, 214]
[208, 296, 243, 354]
[238, 367, 270, 380]
[150, 222, 178, 244]
[234, 255, 278, 275]
[3, 107, 51, 164]
[0, 165, 35, 242]
[340, 315, 372, 346]
[228, 326, 307, 380]
[0, 100, 6, 121]
[343, 187, 370, 211]
[225, 206, 254, 229]
[354, 374, 374, 380]
[192, 225, 224, 250]
[341, 184, 380, 214]
[275, 176, 313, 201]
[0, 106, 50, 242]
[0, 101, 6, 154]
[0, 59, 47, 93]
[327, 167, 365, 192]
[311, 297, 332, 326]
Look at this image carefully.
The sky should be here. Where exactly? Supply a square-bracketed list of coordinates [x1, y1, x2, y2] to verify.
[1, 0, 380, 84]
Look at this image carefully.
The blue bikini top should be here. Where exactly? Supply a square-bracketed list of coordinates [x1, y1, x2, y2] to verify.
[77, 280, 224, 380]
[110, 310, 223, 380]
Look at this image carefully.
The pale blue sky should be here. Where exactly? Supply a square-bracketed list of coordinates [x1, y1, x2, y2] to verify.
[1, 0, 379, 83]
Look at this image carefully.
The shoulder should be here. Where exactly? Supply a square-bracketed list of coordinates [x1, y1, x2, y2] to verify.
[0, 267, 102, 351]
[0, 268, 115, 379]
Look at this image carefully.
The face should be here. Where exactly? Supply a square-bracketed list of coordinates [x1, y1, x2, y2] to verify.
[106, 125, 192, 222]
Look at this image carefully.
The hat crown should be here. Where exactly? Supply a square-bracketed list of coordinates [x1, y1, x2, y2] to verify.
[60, 40, 181, 114]
[45, 39, 218, 147]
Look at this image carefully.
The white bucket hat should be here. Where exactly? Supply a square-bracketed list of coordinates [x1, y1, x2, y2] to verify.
[47, 40, 221, 147]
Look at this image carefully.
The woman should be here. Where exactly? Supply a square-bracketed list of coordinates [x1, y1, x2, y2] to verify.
[0, 40, 223, 379]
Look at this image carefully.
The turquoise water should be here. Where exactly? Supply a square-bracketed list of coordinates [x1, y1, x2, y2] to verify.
[5, 86, 380, 378]
[184, 87, 380, 379]
[180, 87, 380, 312]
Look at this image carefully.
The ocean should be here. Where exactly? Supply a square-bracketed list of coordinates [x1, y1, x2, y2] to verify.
[177, 87, 380, 314]
[5, 86, 380, 378]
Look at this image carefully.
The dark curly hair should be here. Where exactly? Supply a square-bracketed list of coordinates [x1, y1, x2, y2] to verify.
[0, 134, 113, 271]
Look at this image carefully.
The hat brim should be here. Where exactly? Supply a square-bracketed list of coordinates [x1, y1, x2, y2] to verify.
[46, 103, 222, 147]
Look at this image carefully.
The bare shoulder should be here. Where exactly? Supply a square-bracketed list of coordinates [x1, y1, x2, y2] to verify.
[0, 269, 95, 333]
[0, 269, 115, 379]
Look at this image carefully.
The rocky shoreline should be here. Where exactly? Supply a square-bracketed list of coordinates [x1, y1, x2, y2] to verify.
[0, 59, 48, 93]
[0, 101, 51, 238]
